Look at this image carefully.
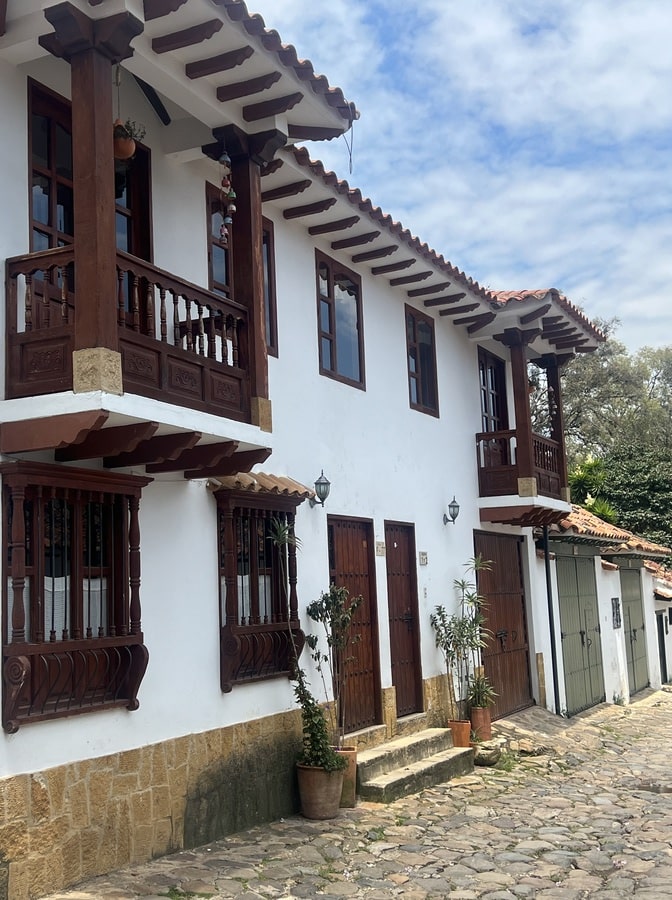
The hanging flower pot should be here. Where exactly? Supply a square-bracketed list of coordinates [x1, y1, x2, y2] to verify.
[113, 118, 145, 160]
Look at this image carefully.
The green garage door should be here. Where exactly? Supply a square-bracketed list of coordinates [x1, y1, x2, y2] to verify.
[556, 555, 606, 716]
[620, 568, 649, 695]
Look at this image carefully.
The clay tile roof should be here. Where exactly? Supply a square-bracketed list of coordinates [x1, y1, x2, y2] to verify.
[644, 560, 672, 597]
[491, 289, 605, 342]
[220, 1, 357, 121]
[554, 505, 671, 556]
[211, 471, 314, 499]
[289, 147, 495, 302]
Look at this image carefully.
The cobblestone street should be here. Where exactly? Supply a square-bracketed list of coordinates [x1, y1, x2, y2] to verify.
[42, 691, 672, 899]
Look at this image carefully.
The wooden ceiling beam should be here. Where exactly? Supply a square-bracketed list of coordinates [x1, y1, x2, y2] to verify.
[144, 0, 188, 20]
[466, 312, 497, 334]
[217, 72, 281, 102]
[243, 92, 303, 122]
[186, 45, 254, 79]
[0, 0, 7, 37]
[331, 231, 380, 250]
[186, 447, 271, 479]
[104, 431, 201, 468]
[152, 19, 223, 54]
[423, 292, 467, 308]
[287, 125, 344, 141]
[261, 179, 312, 203]
[0, 411, 109, 454]
[283, 198, 336, 219]
[389, 271, 432, 286]
[519, 303, 552, 324]
[260, 159, 283, 177]
[371, 259, 415, 275]
[407, 281, 452, 298]
[541, 316, 564, 328]
[55, 422, 159, 462]
[308, 216, 359, 235]
[439, 303, 479, 316]
[147, 441, 239, 474]
[352, 245, 398, 263]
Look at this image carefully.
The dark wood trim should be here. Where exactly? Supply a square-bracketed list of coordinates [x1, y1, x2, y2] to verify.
[261, 179, 311, 202]
[287, 125, 344, 141]
[331, 231, 379, 250]
[243, 92, 303, 122]
[217, 72, 281, 102]
[133, 75, 171, 125]
[423, 292, 467, 307]
[316, 249, 366, 391]
[260, 159, 283, 177]
[40, 5, 143, 63]
[262, 216, 278, 357]
[439, 303, 479, 316]
[520, 303, 552, 324]
[0, 411, 110, 453]
[407, 281, 452, 298]
[144, 0, 188, 20]
[188, 447, 271, 479]
[405, 304, 439, 417]
[146, 440, 238, 474]
[152, 20, 223, 54]
[55, 422, 159, 461]
[466, 313, 496, 334]
[104, 431, 201, 468]
[371, 259, 416, 275]
[351, 245, 397, 263]
[308, 216, 359, 235]
[283, 198, 336, 219]
[389, 271, 432, 286]
[186, 45, 254, 79]
[0, 0, 7, 37]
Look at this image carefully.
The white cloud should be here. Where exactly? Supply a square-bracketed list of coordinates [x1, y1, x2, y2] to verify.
[248, 0, 672, 352]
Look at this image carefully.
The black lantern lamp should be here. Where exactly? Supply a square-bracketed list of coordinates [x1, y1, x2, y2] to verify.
[309, 470, 331, 507]
[443, 496, 460, 525]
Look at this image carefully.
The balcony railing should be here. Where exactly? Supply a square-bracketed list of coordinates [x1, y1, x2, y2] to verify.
[476, 429, 564, 500]
[6, 248, 251, 421]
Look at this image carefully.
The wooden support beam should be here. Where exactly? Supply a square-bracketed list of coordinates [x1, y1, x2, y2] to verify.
[261, 179, 311, 203]
[217, 72, 281, 102]
[0, 411, 109, 453]
[147, 441, 238, 474]
[520, 303, 552, 324]
[352, 245, 397, 263]
[408, 281, 452, 298]
[465, 313, 497, 334]
[55, 422, 159, 461]
[438, 303, 479, 316]
[371, 259, 416, 275]
[287, 125, 344, 141]
[308, 216, 359, 235]
[331, 231, 380, 251]
[185, 447, 271, 479]
[0, 0, 7, 37]
[283, 198, 336, 220]
[144, 0, 188, 19]
[424, 292, 467, 308]
[105, 431, 201, 468]
[389, 271, 432, 286]
[243, 92, 303, 122]
[186, 45, 254, 79]
[152, 19, 222, 54]
[133, 75, 171, 125]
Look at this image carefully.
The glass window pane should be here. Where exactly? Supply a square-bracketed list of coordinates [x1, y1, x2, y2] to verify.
[321, 336, 332, 370]
[410, 376, 418, 405]
[57, 184, 74, 236]
[212, 244, 228, 287]
[211, 206, 224, 239]
[320, 298, 331, 333]
[55, 124, 72, 179]
[32, 175, 50, 225]
[32, 114, 50, 169]
[33, 230, 49, 251]
[115, 212, 129, 252]
[408, 346, 417, 374]
[318, 263, 329, 298]
[334, 276, 360, 382]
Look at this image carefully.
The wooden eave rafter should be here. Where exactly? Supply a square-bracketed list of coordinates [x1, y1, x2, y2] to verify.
[308, 216, 360, 235]
[352, 245, 397, 263]
[55, 422, 159, 462]
[216, 71, 281, 102]
[152, 19, 223, 54]
[0, 0, 7, 38]
[372, 259, 416, 275]
[146, 440, 239, 475]
[456, 312, 497, 334]
[188, 447, 271, 480]
[105, 431, 201, 468]
[519, 303, 552, 324]
[554, 337, 591, 349]
[480, 505, 568, 527]
[439, 303, 479, 317]
[261, 179, 312, 202]
[423, 292, 467, 308]
[243, 91, 303, 122]
[185, 45, 254, 79]
[260, 159, 283, 177]
[407, 281, 453, 298]
[143, 0, 188, 20]
[0, 411, 109, 454]
[389, 271, 432, 287]
[283, 198, 337, 220]
[331, 231, 380, 250]
[287, 125, 344, 141]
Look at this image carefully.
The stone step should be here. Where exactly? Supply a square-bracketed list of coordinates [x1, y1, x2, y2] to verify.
[358, 746, 474, 803]
[357, 727, 455, 783]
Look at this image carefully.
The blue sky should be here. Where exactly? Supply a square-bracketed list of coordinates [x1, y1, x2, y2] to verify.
[249, 0, 672, 352]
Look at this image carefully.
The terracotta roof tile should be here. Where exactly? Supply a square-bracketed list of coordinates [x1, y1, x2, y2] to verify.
[491, 289, 605, 342]
[211, 471, 314, 499]
[554, 505, 671, 556]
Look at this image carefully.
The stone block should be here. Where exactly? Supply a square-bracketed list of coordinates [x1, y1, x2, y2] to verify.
[117, 747, 142, 776]
[29, 774, 50, 824]
[60, 832, 83, 886]
[67, 780, 90, 828]
[152, 785, 171, 820]
[151, 744, 168, 787]
[137, 748, 152, 790]
[131, 790, 153, 826]
[8, 858, 29, 900]
[72, 347, 123, 395]
[79, 826, 102, 877]
[112, 772, 139, 796]
[46, 766, 67, 817]
[2, 775, 28, 825]
[87, 769, 114, 813]
[152, 817, 173, 856]
[131, 824, 153, 864]
[0, 822, 29, 858]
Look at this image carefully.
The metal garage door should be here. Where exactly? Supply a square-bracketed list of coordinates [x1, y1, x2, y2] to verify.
[620, 568, 649, 695]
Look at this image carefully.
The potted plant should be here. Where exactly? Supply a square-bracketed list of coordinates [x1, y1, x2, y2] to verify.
[269, 519, 347, 819]
[430, 556, 491, 747]
[467, 672, 497, 741]
[113, 118, 146, 160]
[306, 584, 362, 807]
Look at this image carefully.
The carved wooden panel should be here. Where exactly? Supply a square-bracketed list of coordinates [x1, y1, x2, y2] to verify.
[121, 341, 161, 387]
[208, 370, 242, 409]
[168, 358, 203, 398]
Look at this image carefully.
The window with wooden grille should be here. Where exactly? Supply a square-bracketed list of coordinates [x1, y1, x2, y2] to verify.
[1, 462, 150, 733]
[405, 305, 439, 415]
[316, 251, 365, 388]
[216, 495, 304, 691]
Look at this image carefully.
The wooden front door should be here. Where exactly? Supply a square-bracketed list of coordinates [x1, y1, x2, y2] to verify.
[621, 568, 649, 695]
[656, 612, 668, 684]
[385, 522, 422, 717]
[328, 517, 380, 732]
[474, 532, 533, 719]
[556, 555, 606, 716]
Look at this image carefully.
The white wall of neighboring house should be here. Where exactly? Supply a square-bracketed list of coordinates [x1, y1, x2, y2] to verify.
[641, 567, 663, 690]
[596, 563, 630, 705]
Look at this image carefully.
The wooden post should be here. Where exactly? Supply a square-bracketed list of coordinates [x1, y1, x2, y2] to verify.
[502, 330, 535, 484]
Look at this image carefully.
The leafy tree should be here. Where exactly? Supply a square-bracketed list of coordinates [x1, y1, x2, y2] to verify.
[601, 445, 672, 549]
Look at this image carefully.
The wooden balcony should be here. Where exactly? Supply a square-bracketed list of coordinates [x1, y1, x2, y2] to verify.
[5, 247, 251, 422]
[476, 429, 564, 500]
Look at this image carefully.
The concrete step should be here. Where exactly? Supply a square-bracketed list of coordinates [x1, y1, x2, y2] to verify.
[356, 728, 474, 802]
[358, 746, 474, 803]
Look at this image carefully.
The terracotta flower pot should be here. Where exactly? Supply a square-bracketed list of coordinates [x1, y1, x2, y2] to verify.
[448, 719, 471, 747]
[296, 764, 344, 820]
[470, 706, 492, 741]
[113, 119, 136, 160]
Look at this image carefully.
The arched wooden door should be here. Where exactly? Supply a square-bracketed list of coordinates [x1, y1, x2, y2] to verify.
[327, 517, 381, 732]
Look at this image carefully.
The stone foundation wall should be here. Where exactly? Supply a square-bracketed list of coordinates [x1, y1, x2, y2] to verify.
[0, 708, 302, 900]
[423, 673, 451, 725]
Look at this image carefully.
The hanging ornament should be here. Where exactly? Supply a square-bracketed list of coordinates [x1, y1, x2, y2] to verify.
[218, 147, 235, 245]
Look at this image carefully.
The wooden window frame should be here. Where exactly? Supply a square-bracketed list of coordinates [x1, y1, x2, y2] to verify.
[405, 305, 439, 416]
[478, 347, 509, 432]
[262, 217, 278, 357]
[206, 180, 234, 300]
[216, 491, 304, 691]
[1, 461, 151, 733]
[316, 250, 365, 390]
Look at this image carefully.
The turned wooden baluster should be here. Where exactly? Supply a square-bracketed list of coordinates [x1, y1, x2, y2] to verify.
[197, 303, 205, 356]
[9, 486, 26, 643]
[172, 289, 180, 347]
[145, 280, 154, 338]
[24, 274, 33, 332]
[184, 298, 193, 352]
[42, 266, 52, 327]
[206, 310, 216, 359]
[128, 495, 141, 636]
[222, 509, 237, 626]
[117, 268, 126, 327]
[287, 512, 298, 623]
[131, 273, 140, 332]
[159, 286, 167, 343]
[60, 266, 69, 324]
[231, 316, 240, 368]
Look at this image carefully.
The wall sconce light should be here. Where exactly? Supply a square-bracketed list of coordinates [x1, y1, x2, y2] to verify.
[309, 470, 331, 507]
[443, 496, 460, 525]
